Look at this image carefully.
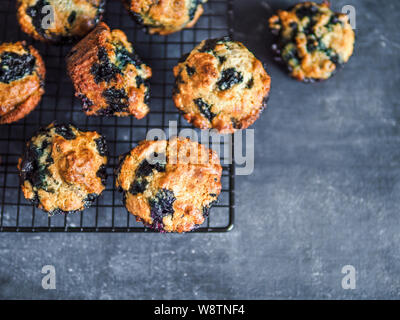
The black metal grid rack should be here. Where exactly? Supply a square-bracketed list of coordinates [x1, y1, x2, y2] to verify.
[0, 0, 235, 232]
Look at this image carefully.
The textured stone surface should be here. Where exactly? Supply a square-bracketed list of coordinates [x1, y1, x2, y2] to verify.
[1, 0, 400, 299]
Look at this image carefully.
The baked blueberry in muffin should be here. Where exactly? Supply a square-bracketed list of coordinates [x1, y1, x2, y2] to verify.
[67, 22, 152, 117]
[0, 41, 45, 124]
[17, 0, 105, 43]
[173, 37, 271, 133]
[18, 122, 108, 215]
[122, 0, 207, 35]
[116, 138, 222, 233]
[269, 1, 355, 82]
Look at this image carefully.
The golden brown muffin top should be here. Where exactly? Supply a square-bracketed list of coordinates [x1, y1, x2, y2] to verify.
[0, 41, 45, 124]
[269, 1, 355, 82]
[67, 22, 152, 117]
[17, 0, 105, 43]
[18, 123, 108, 214]
[123, 0, 207, 35]
[173, 37, 271, 133]
[116, 138, 222, 233]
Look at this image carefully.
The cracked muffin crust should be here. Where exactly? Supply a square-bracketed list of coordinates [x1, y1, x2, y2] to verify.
[67, 22, 152, 117]
[18, 122, 108, 215]
[122, 0, 207, 35]
[116, 138, 222, 233]
[173, 37, 271, 133]
[17, 0, 105, 43]
[0, 41, 45, 124]
[269, 1, 355, 82]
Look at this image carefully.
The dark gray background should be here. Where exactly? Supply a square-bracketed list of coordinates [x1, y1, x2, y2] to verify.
[1, 0, 399, 299]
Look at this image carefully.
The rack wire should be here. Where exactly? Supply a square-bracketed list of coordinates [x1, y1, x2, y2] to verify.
[0, 0, 235, 232]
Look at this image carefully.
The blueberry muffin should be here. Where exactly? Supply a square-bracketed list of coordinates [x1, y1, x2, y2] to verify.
[17, 0, 105, 43]
[116, 138, 222, 233]
[0, 41, 45, 124]
[122, 0, 207, 35]
[18, 123, 108, 215]
[269, 1, 355, 82]
[67, 22, 152, 117]
[173, 37, 271, 133]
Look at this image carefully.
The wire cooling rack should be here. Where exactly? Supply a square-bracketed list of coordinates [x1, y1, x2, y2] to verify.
[0, 0, 235, 232]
